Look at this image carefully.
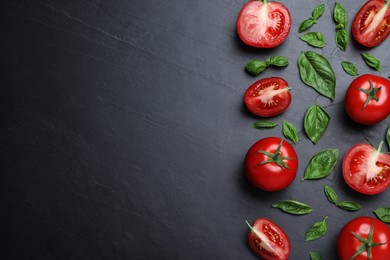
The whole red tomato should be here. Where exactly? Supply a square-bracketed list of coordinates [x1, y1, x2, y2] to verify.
[246, 218, 290, 260]
[352, 0, 390, 47]
[244, 77, 292, 117]
[342, 141, 390, 195]
[337, 216, 390, 260]
[344, 74, 390, 125]
[236, 0, 291, 48]
[244, 137, 298, 191]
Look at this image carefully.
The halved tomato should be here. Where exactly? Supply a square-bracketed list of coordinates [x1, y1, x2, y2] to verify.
[236, 0, 292, 48]
[246, 218, 290, 260]
[352, 0, 390, 47]
[244, 77, 291, 117]
[342, 142, 390, 195]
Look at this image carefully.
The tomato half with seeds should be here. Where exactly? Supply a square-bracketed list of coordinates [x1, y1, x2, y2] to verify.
[244, 77, 291, 117]
[244, 137, 298, 191]
[246, 218, 290, 260]
[237, 0, 291, 48]
[337, 216, 390, 260]
[344, 74, 390, 125]
[352, 0, 390, 47]
[342, 142, 390, 195]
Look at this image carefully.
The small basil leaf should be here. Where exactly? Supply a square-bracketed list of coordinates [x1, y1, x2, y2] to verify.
[373, 207, 390, 223]
[266, 56, 289, 67]
[341, 61, 359, 76]
[298, 51, 336, 101]
[302, 149, 339, 180]
[282, 120, 299, 144]
[312, 4, 326, 20]
[245, 60, 268, 75]
[324, 185, 338, 205]
[299, 18, 316, 33]
[337, 201, 362, 211]
[361, 53, 382, 71]
[299, 32, 326, 48]
[304, 105, 330, 144]
[310, 252, 322, 260]
[386, 126, 390, 149]
[253, 121, 278, 129]
[305, 217, 328, 241]
[334, 2, 347, 28]
[336, 28, 348, 51]
[272, 200, 313, 215]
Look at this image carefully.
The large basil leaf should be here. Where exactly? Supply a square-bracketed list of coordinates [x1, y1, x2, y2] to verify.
[282, 120, 299, 144]
[341, 61, 358, 76]
[302, 148, 339, 180]
[305, 217, 328, 241]
[373, 207, 390, 223]
[334, 2, 347, 28]
[310, 252, 322, 260]
[304, 105, 330, 144]
[324, 185, 338, 205]
[253, 121, 278, 129]
[272, 200, 312, 215]
[299, 32, 326, 48]
[298, 51, 336, 101]
[361, 53, 382, 71]
[336, 28, 348, 51]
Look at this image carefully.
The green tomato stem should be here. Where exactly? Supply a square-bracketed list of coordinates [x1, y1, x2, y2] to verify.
[261, 0, 269, 5]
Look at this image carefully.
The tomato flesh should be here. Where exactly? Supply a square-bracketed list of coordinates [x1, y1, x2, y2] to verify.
[344, 74, 390, 125]
[244, 137, 298, 191]
[338, 217, 390, 260]
[248, 218, 290, 260]
[244, 77, 291, 117]
[237, 1, 291, 48]
[352, 0, 390, 47]
[342, 143, 390, 195]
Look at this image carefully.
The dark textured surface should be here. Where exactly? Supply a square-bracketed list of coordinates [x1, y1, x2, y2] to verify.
[1, 0, 390, 259]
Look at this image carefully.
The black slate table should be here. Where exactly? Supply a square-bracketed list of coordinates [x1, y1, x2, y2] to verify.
[1, 0, 390, 259]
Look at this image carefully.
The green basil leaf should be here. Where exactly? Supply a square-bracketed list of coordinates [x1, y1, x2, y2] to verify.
[312, 4, 326, 20]
[299, 32, 326, 48]
[337, 201, 362, 211]
[302, 148, 339, 180]
[341, 61, 359, 76]
[324, 185, 338, 205]
[245, 60, 268, 75]
[298, 18, 316, 33]
[304, 105, 330, 144]
[335, 28, 348, 51]
[334, 2, 347, 28]
[298, 51, 336, 101]
[305, 217, 328, 241]
[272, 200, 313, 215]
[373, 207, 390, 223]
[253, 121, 278, 129]
[266, 56, 289, 67]
[386, 126, 390, 149]
[282, 120, 299, 144]
[310, 252, 322, 260]
[361, 53, 382, 71]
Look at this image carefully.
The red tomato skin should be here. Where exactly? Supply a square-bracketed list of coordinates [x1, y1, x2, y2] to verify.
[248, 218, 290, 260]
[236, 1, 291, 48]
[352, 0, 390, 47]
[342, 143, 390, 195]
[244, 77, 292, 117]
[244, 137, 298, 192]
[344, 74, 390, 125]
[337, 216, 390, 260]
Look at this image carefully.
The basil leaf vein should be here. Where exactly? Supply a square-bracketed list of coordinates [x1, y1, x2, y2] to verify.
[298, 51, 336, 101]
[341, 61, 359, 76]
[361, 53, 382, 71]
[253, 121, 278, 129]
[304, 105, 330, 144]
[305, 217, 328, 241]
[282, 120, 299, 144]
[303, 148, 339, 180]
[373, 207, 390, 223]
[272, 200, 313, 215]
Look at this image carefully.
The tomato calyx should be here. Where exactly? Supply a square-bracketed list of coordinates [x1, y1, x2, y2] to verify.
[358, 80, 382, 110]
[350, 223, 387, 260]
[257, 140, 295, 169]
